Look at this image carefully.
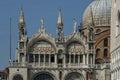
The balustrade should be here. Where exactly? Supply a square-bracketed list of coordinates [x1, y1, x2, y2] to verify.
[9, 61, 110, 70]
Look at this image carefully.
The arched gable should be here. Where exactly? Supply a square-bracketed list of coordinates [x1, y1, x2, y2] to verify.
[27, 31, 56, 53]
[66, 33, 85, 54]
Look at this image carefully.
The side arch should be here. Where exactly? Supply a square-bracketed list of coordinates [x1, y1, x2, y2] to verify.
[12, 74, 23, 80]
[64, 72, 85, 80]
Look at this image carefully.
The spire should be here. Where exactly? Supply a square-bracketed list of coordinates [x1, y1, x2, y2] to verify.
[19, 8, 25, 23]
[56, 9, 64, 42]
[18, 8, 27, 40]
[57, 9, 63, 27]
[88, 6, 94, 26]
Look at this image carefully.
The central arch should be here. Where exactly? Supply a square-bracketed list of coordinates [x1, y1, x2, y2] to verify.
[32, 72, 55, 80]
[65, 72, 85, 80]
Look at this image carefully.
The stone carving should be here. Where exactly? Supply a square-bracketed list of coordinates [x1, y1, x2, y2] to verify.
[30, 47, 55, 53]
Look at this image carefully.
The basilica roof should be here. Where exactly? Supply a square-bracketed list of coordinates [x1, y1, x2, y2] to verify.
[82, 0, 111, 28]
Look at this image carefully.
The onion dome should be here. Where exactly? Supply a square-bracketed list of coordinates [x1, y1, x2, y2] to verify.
[82, 0, 111, 28]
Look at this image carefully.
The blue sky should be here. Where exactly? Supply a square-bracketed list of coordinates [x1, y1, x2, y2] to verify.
[0, 0, 92, 70]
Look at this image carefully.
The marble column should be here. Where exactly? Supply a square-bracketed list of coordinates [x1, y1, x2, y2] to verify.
[118, 69, 120, 79]
[86, 54, 88, 66]
[18, 53, 20, 63]
[55, 54, 57, 67]
[83, 55, 85, 64]
[78, 55, 80, 65]
[34, 54, 35, 65]
[39, 54, 40, 66]
[93, 54, 95, 64]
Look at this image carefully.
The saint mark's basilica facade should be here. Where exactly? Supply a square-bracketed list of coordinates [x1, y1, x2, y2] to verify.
[8, 0, 111, 80]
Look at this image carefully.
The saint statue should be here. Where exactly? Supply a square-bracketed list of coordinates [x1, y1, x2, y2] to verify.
[89, 27, 94, 41]
[73, 19, 77, 33]
[40, 18, 44, 29]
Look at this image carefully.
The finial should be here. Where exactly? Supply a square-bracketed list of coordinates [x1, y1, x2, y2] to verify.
[57, 9, 63, 25]
[19, 8, 24, 23]
[73, 18, 77, 33]
[40, 18, 44, 29]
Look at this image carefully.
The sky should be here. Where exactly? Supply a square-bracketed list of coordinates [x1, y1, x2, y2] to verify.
[0, 0, 93, 70]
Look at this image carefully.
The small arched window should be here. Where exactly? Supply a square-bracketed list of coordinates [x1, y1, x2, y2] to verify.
[29, 54, 33, 63]
[104, 49, 108, 57]
[96, 48, 100, 57]
[80, 55, 83, 63]
[104, 38, 108, 47]
[71, 54, 74, 63]
[66, 54, 69, 63]
[75, 55, 78, 63]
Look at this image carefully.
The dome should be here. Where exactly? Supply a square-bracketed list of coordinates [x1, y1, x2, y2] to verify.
[82, 0, 111, 28]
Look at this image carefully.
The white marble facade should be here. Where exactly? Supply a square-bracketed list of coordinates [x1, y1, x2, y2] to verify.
[111, 0, 120, 80]
[8, 0, 111, 80]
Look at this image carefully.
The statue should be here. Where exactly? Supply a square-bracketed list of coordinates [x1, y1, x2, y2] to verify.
[40, 18, 44, 29]
[58, 29, 62, 41]
[89, 27, 94, 41]
[73, 19, 77, 33]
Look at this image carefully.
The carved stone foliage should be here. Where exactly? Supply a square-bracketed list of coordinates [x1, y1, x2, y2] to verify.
[30, 47, 54, 53]
[67, 42, 84, 54]
[29, 41, 55, 53]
